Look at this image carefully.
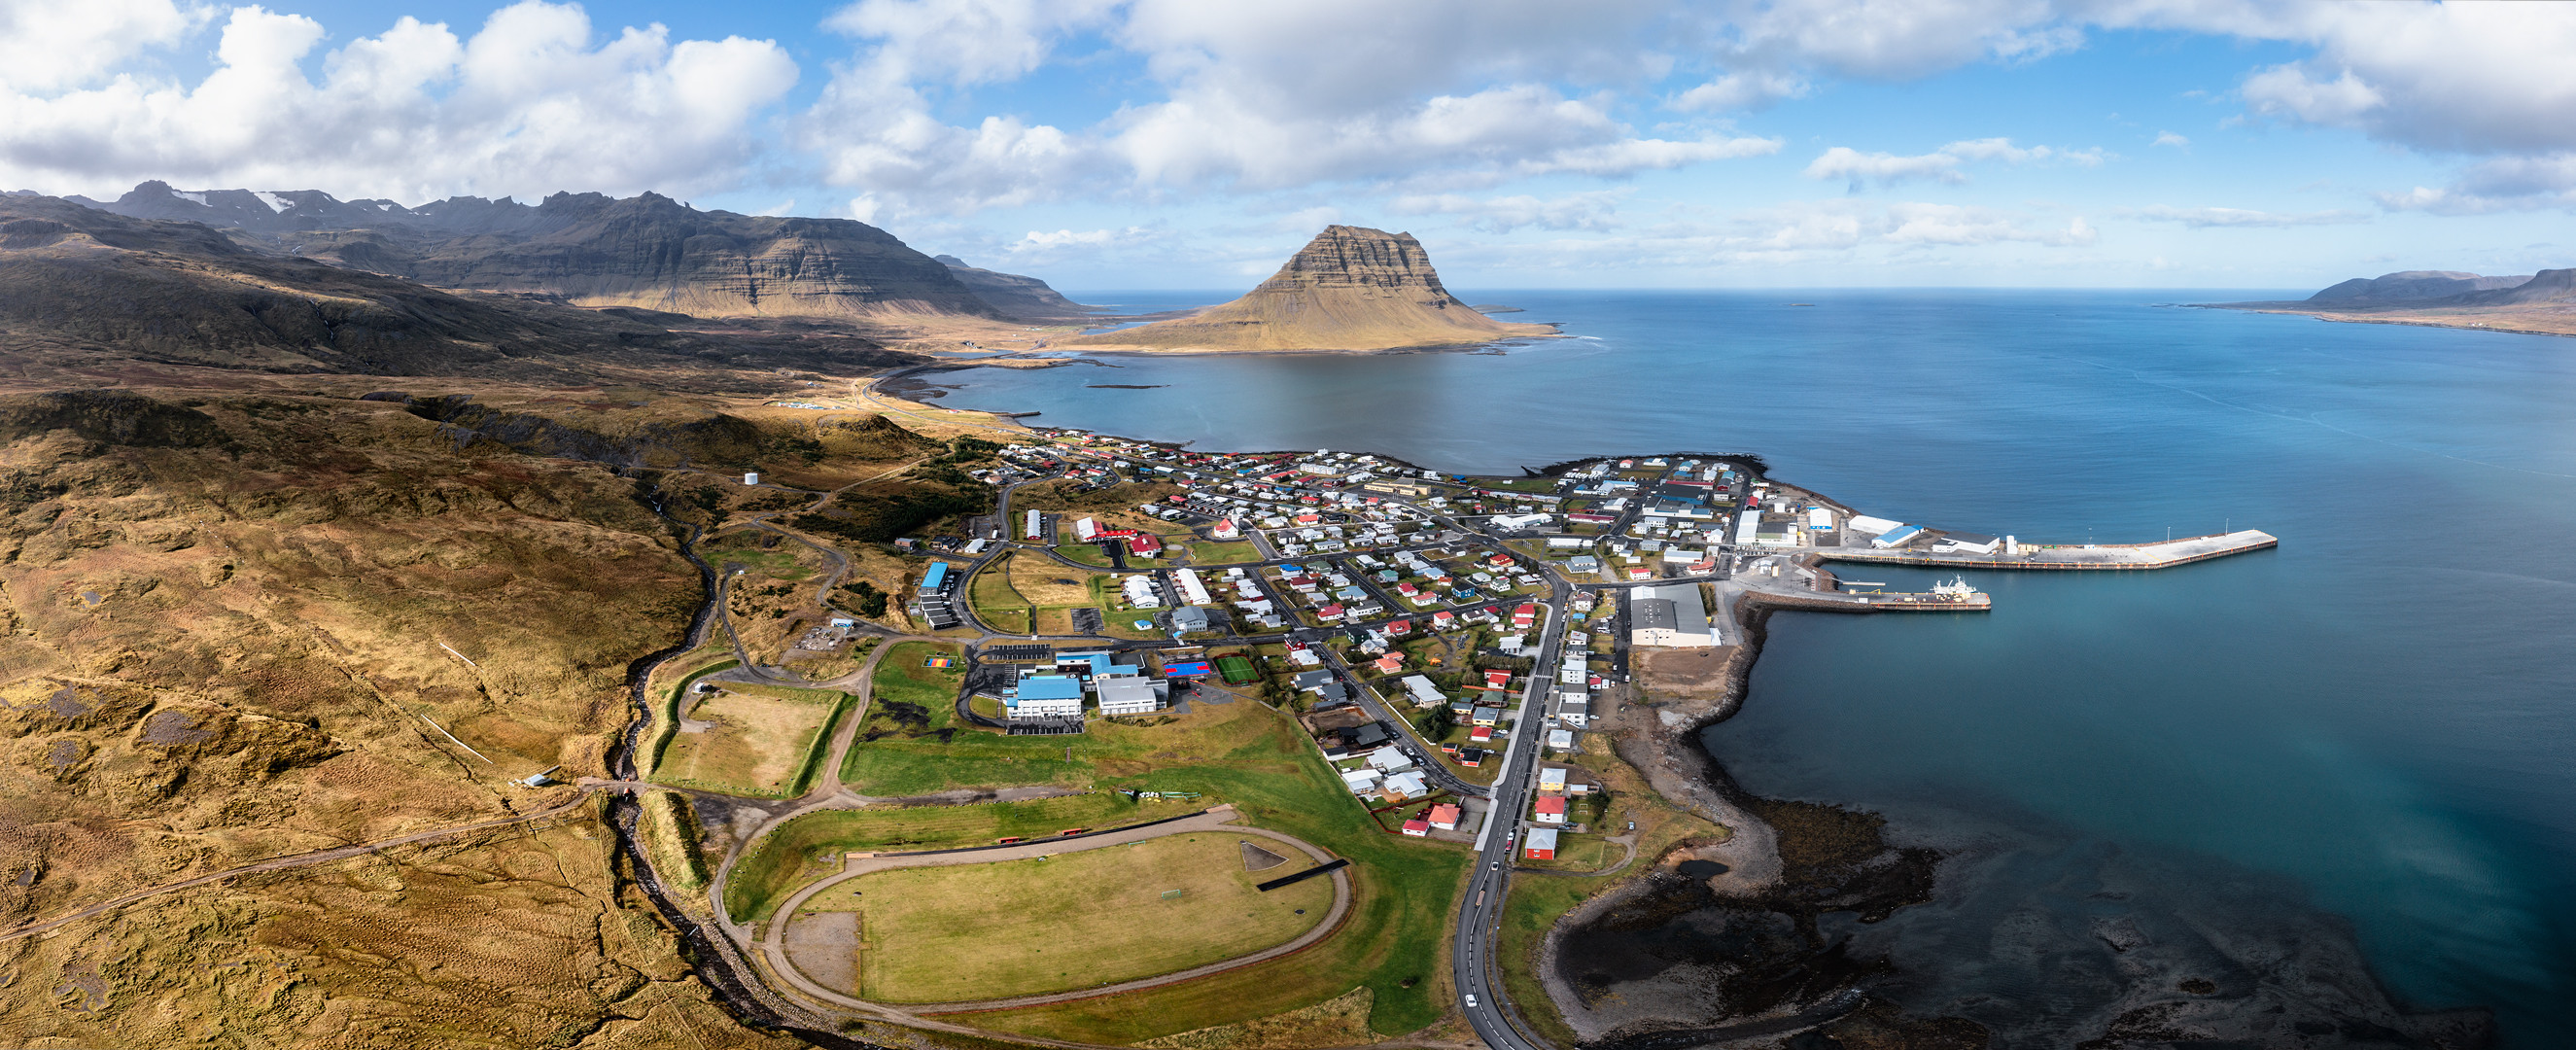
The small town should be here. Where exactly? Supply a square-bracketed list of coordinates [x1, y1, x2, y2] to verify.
[618, 418, 2280, 1045]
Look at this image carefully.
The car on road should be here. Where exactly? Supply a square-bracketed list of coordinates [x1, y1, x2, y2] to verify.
[1464, 995, 1479, 1008]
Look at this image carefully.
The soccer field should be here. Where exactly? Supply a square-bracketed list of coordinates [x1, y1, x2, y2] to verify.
[1215, 654, 1260, 684]
[815, 832, 1334, 1003]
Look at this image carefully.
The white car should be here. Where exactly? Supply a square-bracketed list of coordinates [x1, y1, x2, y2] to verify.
[1464, 995, 1479, 1008]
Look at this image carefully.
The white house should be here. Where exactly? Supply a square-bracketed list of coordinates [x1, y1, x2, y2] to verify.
[1399, 675, 1446, 708]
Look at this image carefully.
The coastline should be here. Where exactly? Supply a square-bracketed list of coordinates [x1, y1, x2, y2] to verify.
[2196, 301, 2576, 338]
[815, 369, 2485, 1048]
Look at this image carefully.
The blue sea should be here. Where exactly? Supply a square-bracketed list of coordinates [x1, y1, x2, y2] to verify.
[940, 290, 2576, 1045]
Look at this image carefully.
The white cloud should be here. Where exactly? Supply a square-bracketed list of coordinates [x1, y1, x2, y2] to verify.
[0, 2, 798, 202]
[2375, 154, 2576, 215]
[2152, 130, 2190, 149]
[1804, 136, 2100, 189]
[1671, 70, 1810, 112]
[2203, 2, 2576, 156]
[0, 0, 199, 92]
[1807, 146, 1967, 187]
[1389, 191, 1626, 233]
[2119, 205, 2368, 228]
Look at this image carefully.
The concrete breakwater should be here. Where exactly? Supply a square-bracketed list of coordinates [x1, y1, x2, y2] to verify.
[1821, 528, 2277, 571]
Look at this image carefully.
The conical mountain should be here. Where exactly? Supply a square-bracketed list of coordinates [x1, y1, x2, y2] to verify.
[1069, 225, 1556, 351]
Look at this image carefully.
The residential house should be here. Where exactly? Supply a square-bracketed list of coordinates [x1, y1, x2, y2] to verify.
[1428, 803, 1462, 830]
[1399, 675, 1445, 707]
[1523, 827, 1558, 859]
[1534, 796, 1568, 824]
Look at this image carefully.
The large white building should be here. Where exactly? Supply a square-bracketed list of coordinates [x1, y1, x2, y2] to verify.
[1008, 675, 1085, 719]
[1095, 674, 1167, 717]
[1629, 583, 1718, 648]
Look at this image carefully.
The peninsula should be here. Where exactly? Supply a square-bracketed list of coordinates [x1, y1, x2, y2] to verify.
[2210, 266, 2576, 336]
[1064, 225, 1560, 352]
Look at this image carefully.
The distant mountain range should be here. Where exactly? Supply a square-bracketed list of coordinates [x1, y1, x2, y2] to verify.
[2214, 266, 2576, 337]
[2308, 270, 2535, 304]
[0, 192, 918, 385]
[1066, 225, 1555, 352]
[40, 180, 1090, 323]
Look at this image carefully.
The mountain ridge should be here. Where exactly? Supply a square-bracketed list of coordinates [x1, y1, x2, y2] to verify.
[0, 193, 918, 387]
[52, 181, 1041, 322]
[1065, 225, 1556, 352]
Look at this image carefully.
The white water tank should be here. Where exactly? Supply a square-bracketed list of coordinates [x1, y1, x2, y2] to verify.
[744, 472, 760, 486]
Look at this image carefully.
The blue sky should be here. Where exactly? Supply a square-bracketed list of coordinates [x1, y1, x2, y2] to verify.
[2, 1, 2570, 290]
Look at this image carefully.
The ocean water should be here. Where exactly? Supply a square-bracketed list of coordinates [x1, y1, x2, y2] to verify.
[942, 290, 2576, 1044]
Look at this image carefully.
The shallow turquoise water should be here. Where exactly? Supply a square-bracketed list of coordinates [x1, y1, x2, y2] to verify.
[947, 290, 2576, 1043]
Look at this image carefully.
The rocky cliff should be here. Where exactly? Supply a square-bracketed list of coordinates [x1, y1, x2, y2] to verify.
[933, 255, 1092, 319]
[70, 182, 997, 321]
[1066, 225, 1556, 351]
[0, 194, 915, 386]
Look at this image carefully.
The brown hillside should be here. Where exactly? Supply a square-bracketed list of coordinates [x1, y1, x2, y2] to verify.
[0, 195, 919, 388]
[1067, 225, 1557, 351]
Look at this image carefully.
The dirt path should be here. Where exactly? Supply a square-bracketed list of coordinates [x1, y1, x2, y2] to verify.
[756, 806, 1353, 1017]
[703, 632, 942, 933]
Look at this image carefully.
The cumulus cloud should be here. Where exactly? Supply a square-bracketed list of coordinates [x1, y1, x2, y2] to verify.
[0, 0, 199, 92]
[1804, 137, 2101, 189]
[2118, 205, 2367, 228]
[1389, 190, 1626, 233]
[801, 0, 1786, 216]
[2376, 154, 2576, 215]
[2152, 130, 2190, 149]
[2209, 2, 2576, 156]
[0, 2, 798, 202]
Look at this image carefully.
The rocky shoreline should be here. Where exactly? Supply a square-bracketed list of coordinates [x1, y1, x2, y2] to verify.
[1539, 594, 2496, 1050]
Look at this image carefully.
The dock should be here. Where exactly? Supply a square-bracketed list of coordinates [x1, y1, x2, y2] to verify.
[1732, 557, 1993, 613]
[1748, 588, 1992, 612]
[1820, 529, 2278, 571]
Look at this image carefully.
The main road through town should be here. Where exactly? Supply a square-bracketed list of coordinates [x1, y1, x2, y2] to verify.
[1450, 577, 1569, 1050]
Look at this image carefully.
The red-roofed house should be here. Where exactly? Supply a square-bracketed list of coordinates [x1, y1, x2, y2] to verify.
[1386, 618, 1413, 637]
[1429, 803, 1462, 830]
[1318, 603, 1348, 620]
[1534, 796, 1568, 824]
[1126, 534, 1164, 556]
[1374, 652, 1405, 674]
[1513, 604, 1539, 629]
[1401, 819, 1429, 837]
[1469, 725, 1494, 744]
[1431, 611, 1457, 631]
[1483, 669, 1513, 690]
